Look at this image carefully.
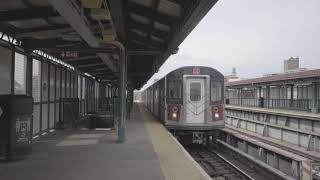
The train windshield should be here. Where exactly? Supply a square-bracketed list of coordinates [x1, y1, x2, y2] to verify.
[168, 81, 181, 99]
[211, 81, 222, 102]
[190, 82, 201, 101]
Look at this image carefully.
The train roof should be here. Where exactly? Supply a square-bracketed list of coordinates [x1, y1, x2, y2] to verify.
[166, 66, 223, 75]
[144, 66, 223, 90]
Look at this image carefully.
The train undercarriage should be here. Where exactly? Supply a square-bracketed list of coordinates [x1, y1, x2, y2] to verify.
[169, 129, 220, 145]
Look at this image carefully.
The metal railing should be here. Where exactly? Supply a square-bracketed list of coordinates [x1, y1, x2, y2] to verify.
[267, 99, 310, 111]
[241, 98, 259, 107]
[226, 98, 311, 111]
[226, 98, 259, 108]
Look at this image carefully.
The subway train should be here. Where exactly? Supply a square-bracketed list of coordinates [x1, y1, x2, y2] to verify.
[142, 66, 224, 143]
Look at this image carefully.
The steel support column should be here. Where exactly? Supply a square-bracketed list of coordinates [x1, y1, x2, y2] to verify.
[118, 44, 127, 143]
[290, 85, 294, 108]
[26, 54, 33, 96]
[239, 88, 242, 106]
[312, 82, 319, 113]
[258, 87, 262, 98]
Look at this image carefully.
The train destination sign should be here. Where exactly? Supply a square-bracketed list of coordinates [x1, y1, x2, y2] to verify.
[192, 67, 201, 75]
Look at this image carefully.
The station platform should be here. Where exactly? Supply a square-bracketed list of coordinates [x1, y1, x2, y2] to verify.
[226, 105, 320, 120]
[0, 104, 210, 180]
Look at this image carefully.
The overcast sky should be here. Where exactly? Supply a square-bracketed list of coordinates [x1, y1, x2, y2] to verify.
[140, 0, 320, 90]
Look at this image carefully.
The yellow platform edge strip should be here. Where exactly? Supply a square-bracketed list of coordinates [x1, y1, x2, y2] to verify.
[139, 105, 211, 180]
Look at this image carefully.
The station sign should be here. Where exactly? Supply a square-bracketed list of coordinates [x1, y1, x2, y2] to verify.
[192, 67, 201, 75]
[61, 51, 79, 59]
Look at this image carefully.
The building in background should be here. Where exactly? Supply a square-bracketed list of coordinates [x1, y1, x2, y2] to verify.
[264, 56, 308, 77]
[284, 56, 307, 73]
[284, 56, 299, 72]
[225, 67, 241, 83]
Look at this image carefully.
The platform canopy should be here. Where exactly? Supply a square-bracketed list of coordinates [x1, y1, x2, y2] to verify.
[0, 0, 218, 89]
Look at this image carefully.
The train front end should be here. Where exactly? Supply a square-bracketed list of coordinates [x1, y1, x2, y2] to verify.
[165, 66, 224, 143]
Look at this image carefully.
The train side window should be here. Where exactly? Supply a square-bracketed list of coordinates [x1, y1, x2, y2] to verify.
[168, 81, 181, 99]
[190, 82, 201, 101]
[211, 81, 222, 102]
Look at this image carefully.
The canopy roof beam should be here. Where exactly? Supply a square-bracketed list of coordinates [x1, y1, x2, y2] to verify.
[47, 0, 117, 72]
[0, 7, 59, 22]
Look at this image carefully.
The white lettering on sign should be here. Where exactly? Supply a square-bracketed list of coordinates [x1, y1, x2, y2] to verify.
[192, 67, 200, 75]
[61, 51, 79, 58]
[0, 106, 2, 118]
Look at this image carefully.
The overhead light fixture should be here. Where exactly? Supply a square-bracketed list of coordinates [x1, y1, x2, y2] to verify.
[172, 47, 179, 55]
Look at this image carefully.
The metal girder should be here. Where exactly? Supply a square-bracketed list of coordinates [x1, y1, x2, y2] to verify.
[64, 55, 98, 62]
[90, 69, 115, 74]
[95, 75, 118, 79]
[128, 50, 161, 56]
[89, 70, 112, 74]
[81, 67, 111, 73]
[101, 79, 118, 82]
[19, 24, 71, 33]
[129, 21, 169, 39]
[168, 0, 184, 5]
[37, 47, 117, 54]
[76, 63, 104, 68]
[108, 0, 126, 45]
[37, 46, 160, 56]
[147, 0, 160, 39]
[22, 38, 81, 49]
[16, 28, 74, 38]
[47, 0, 117, 72]
[157, 0, 219, 69]
[69, 59, 101, 66]
[89, 67, 110, 72]
[129, 31, 163, 48]
[128, 2, 178, 26]
[0, 7, 60, 22]
[91, 72, 114, 76]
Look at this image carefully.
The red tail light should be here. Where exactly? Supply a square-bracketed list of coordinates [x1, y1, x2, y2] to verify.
[168, 105, 180, 121]
[212, 105, 223, 121]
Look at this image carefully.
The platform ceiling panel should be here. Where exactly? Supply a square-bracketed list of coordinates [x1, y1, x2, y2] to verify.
[108, 0, 219, 89]
[0, 0, 218, 89]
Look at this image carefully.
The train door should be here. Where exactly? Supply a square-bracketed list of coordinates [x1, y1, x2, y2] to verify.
[184, 76, 207, 124]
[151, 87, 154, 113]
[154, 85, 159, 117]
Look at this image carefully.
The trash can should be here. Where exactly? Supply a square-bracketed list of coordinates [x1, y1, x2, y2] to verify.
[0, 95, 33, 160]
[87, 112, 114, 129]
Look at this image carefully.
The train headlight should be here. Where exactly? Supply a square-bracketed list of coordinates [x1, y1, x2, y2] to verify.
[212, 106, 223, 121]
[172, 113, 177, 118]
[214, 112, 219, 119]
[168, 105, 180, 121]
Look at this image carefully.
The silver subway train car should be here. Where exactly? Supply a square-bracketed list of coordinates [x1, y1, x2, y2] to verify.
[142, 66, 224, 143]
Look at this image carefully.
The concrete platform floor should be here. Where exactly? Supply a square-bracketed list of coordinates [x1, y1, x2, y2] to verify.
[0, 104, 210, 180]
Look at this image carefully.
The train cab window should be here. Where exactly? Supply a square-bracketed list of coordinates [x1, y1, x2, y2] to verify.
[190, 83, 201, 101]
[211, 81, 222, 102]
[168, 81, 181, 99]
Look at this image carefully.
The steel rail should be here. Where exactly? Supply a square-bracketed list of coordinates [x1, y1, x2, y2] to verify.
[207, 148, 256, 180]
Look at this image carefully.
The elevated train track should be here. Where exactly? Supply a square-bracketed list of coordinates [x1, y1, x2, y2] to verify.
[187, 145, 255, 180]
